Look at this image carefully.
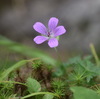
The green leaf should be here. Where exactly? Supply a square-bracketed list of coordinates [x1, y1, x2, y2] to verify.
[43, 94, 54, 99]
[0, 58, 39, 81]
[0, 59, 30, 81]
[66, 56, 100, 82]
[26, 77, 41, 93]
[70, 86, 100, 99]
[0, 35, 56, 66]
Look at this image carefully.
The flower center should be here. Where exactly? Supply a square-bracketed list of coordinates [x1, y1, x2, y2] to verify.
[47, 31, 54, 38]
[48, 32, 50, 37]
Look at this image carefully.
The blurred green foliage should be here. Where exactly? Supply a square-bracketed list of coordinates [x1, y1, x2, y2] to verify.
[0, 35, 56, 66]
[0, 35, 100, 99]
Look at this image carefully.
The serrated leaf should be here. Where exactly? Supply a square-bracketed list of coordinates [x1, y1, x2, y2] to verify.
[42, 94, 54, 99]
[26, 78, 41, 93]
[67, 56, 100, 82]
[70, 86, 100, 99]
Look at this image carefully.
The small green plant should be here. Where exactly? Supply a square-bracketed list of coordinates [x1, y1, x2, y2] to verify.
[0, 34, 100, 99]
[52, 79, 66, 97]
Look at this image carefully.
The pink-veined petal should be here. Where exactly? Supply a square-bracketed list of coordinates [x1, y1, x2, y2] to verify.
[33, 22, 47, 35]
[48, 17, 59, 31]
[34, 36, 48, 44]
[48, 38, 58, 48]
[54, 26, 66, 37]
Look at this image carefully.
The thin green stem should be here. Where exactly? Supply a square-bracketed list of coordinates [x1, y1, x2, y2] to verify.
[0, 81, 26, 86]
[54, 47, 57, 53]
[21, 92, 60, 99]
[90, 43, 99, 66]
[54, 47, 62, 63]
[79, 70, 86, 79]
[54, 47, 67, 75]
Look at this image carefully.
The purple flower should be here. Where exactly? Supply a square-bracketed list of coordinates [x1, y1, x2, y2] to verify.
[33, 17, 66, 48]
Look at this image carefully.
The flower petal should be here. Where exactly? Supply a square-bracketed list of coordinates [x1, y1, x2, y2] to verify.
[48, 17, 59, 31]
[34, 36, 48, 44]
[54, 26, 66, 37]
[33, 22, 47, 35]
[48, 38, 58, 48]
